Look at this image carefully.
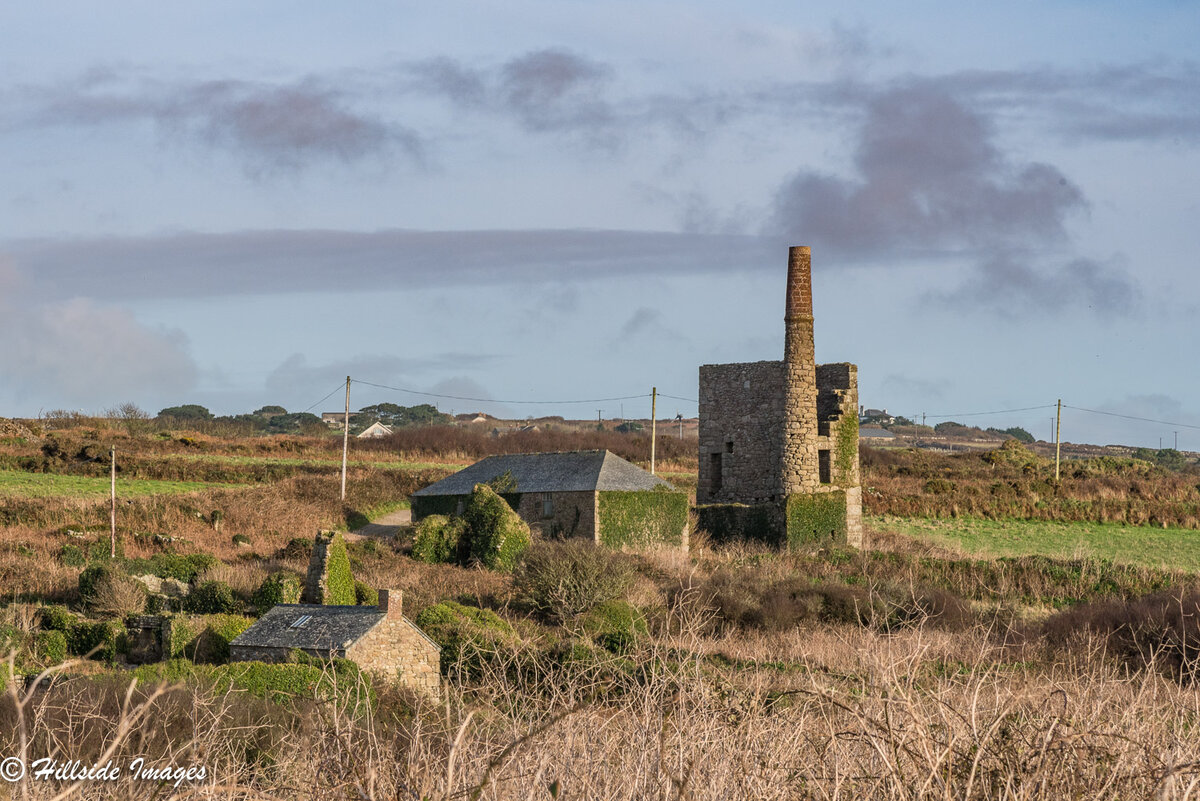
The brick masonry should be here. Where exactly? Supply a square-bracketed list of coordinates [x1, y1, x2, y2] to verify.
[698, 246, 863, 547]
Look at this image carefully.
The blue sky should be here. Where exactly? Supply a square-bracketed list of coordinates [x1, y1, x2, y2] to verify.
[2, 2, 1198, 448]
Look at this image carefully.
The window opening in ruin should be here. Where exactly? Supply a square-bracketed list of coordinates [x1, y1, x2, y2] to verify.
[818, 449, 831, 484]
[542, 493, 554, 518]
[710, 452, 723, 495]
[725, 440, 734, 454]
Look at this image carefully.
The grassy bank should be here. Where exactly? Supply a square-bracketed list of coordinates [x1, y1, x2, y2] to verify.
[0, 470, 241, 498]
[875, 514, 1200, 572]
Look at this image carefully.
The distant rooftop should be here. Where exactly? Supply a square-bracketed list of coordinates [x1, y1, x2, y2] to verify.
[412, 449, 672, 496]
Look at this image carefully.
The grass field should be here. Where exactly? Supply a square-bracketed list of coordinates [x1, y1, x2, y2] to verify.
[160, 453, 466, 471]
[0, 469, 242, 498]
[875, 514, 1200, 572]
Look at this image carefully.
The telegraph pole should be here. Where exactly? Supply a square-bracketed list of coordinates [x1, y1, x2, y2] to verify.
[341, 376, 351, 501]
[110, 447, 116, 558]
[1054, 399, 1062, 483]
[650, 387, 657, 475]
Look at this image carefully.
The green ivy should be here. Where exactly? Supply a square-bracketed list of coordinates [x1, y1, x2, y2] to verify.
[251, 572, 303, 615]
[415, 600, 514, 675]
[460, 484, 530, 572]
[322, 532, 357, 606]
[411, 514, 464, 564]
[695, 503, 785, 546]
[597, 488, 688, 548]
[785, 491, 847, 548]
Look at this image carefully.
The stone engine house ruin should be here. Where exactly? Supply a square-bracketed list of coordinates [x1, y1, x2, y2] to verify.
[698, 246, 862, 547]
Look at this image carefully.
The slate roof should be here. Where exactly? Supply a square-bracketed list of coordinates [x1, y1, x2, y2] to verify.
[412, 450, 672, 497]
[859, 427, 896, 439]
[230, 604, 386, 652]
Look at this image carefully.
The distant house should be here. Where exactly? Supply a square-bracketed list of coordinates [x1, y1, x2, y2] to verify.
[859, 408, 895, 425]
[321, 411, 362, 429]
[229, 590, 440, 696]
[859, 426, 896, 440]
[357, 422, 394, 439]
[411, 450, 689, 548]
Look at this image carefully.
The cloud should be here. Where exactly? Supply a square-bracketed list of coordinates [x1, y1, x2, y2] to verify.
[771, 82, 1087, 256]
[24, 72, 420, 173]
[0, 290, 197, 409]
[6, 229, 779, 302]
[498, 49, 615, 136]
[932, 252, 1139, 316]
[263, 352, 504, 407]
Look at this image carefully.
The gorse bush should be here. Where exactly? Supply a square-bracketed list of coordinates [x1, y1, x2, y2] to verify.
[252, 572, 302, 615]
[411, 514, 463, 564]
[414, 600, 516, 675]
[186, 580, 239, 615]
[514, 539, 636, 623]
[460, 484, 530, 572]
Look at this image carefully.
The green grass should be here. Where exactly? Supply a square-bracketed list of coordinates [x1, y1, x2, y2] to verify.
[875, 514, 1200, 573]
[0, 470, 242, 498]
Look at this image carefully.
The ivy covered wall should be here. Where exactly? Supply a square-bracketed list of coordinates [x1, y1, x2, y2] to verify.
[597, 489, 688, 548]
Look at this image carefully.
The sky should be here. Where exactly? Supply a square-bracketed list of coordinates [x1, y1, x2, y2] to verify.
[1, 1, 1199, 448]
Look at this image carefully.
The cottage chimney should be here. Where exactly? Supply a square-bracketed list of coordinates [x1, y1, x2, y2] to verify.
[377, 588, 402, 618]
[780, 246, 820, 495]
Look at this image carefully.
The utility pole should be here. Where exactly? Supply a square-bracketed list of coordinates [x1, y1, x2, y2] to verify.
[676, 413, 683, 440]
[921, 412, 926, 427]
[650, 387, 657, 475]
[110, 447, 116, 558]
[597, 409, 603, 426]
[341, 376, 351, 502]
[1054, 399, 1062, 483]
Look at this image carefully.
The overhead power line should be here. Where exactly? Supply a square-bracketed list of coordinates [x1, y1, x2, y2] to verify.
[302, 382, 349, 413]
[924, 404, 1057, 419]
[1064, 405, 1200, 432]
[657, 392, 698, 404]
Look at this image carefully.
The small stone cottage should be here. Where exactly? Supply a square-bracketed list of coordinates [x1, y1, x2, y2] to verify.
[229, 589, 441, 696]
[411, 449, 689, 548]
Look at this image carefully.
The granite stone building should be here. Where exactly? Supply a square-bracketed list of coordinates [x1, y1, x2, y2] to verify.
[698, 246, 862, 547]
[411, 450, 688, 548]
[229, 589, 441, 696]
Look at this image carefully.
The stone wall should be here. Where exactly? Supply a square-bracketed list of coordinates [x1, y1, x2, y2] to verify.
[513, 490, 597, 540]
[816, 362, 862, 547]
[303, 531, 333, 604]
[697, 360, 785, 503]
[346, 615, 441, 697]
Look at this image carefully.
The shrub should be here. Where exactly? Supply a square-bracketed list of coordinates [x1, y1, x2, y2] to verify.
[186, 580, 239, 615]
[252, 572, 303, 615]
[39, 605, 77, 633]
[354, 581, 378, 606]
[514, 540, 636, 623]
[460, 484, 531, 572]
[580, 600, 647, 653]
[31, 630, 68, 667]
[1043, 590, 1200, 680]
[58, 543, 86, 567]
[415, 600, 515, 675]
[231, 533, 251, 547]
[67, 619, 126, 661]
[164, 616, 198, 659]
[411, 515, 464, 564]
[79, 564, 147, 618]
[122, 552, 220, 584]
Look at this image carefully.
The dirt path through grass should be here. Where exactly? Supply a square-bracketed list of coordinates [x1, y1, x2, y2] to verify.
[345, 507, 411, 542]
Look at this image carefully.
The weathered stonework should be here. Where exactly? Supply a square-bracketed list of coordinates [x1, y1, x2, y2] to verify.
[698, 246, 863, 548]
[302, 531, 334, 604]
[513, 490, 597, 540]
[345, 592, 441, 697]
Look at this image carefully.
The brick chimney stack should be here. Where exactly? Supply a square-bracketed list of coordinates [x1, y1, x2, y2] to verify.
[780, 246, 820, 495]
[377, 589, 402, 618]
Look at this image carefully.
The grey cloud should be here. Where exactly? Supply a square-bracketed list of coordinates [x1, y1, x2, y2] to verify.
[931, 253, 1140, 316]
[771, 83, 1087, 256]
[620, 307, 661, 337]
[0, 292, 197, 408]
[25, 73, 420, 172]
[6, 229, 779, 302]
[498, 49, 615, 134]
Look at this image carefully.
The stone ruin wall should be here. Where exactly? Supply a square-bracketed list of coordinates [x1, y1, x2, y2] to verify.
[697, 360, 785, 504]
[302, 531, 333, 604]
[816, 362, 862, 547]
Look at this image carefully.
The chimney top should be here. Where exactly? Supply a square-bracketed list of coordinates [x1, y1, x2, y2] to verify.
[378, 588, 402, 618]
[785, 245, 813, 318]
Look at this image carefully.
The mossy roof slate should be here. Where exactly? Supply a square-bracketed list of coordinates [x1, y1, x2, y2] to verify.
[412, 449, 672, 496]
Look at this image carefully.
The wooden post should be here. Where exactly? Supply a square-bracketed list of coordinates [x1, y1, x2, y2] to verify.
[1054, 398, 1062, 483]
[110, 447, 116, 558]
[341, 376, 351, 502]
[650, 387, 657, 475]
